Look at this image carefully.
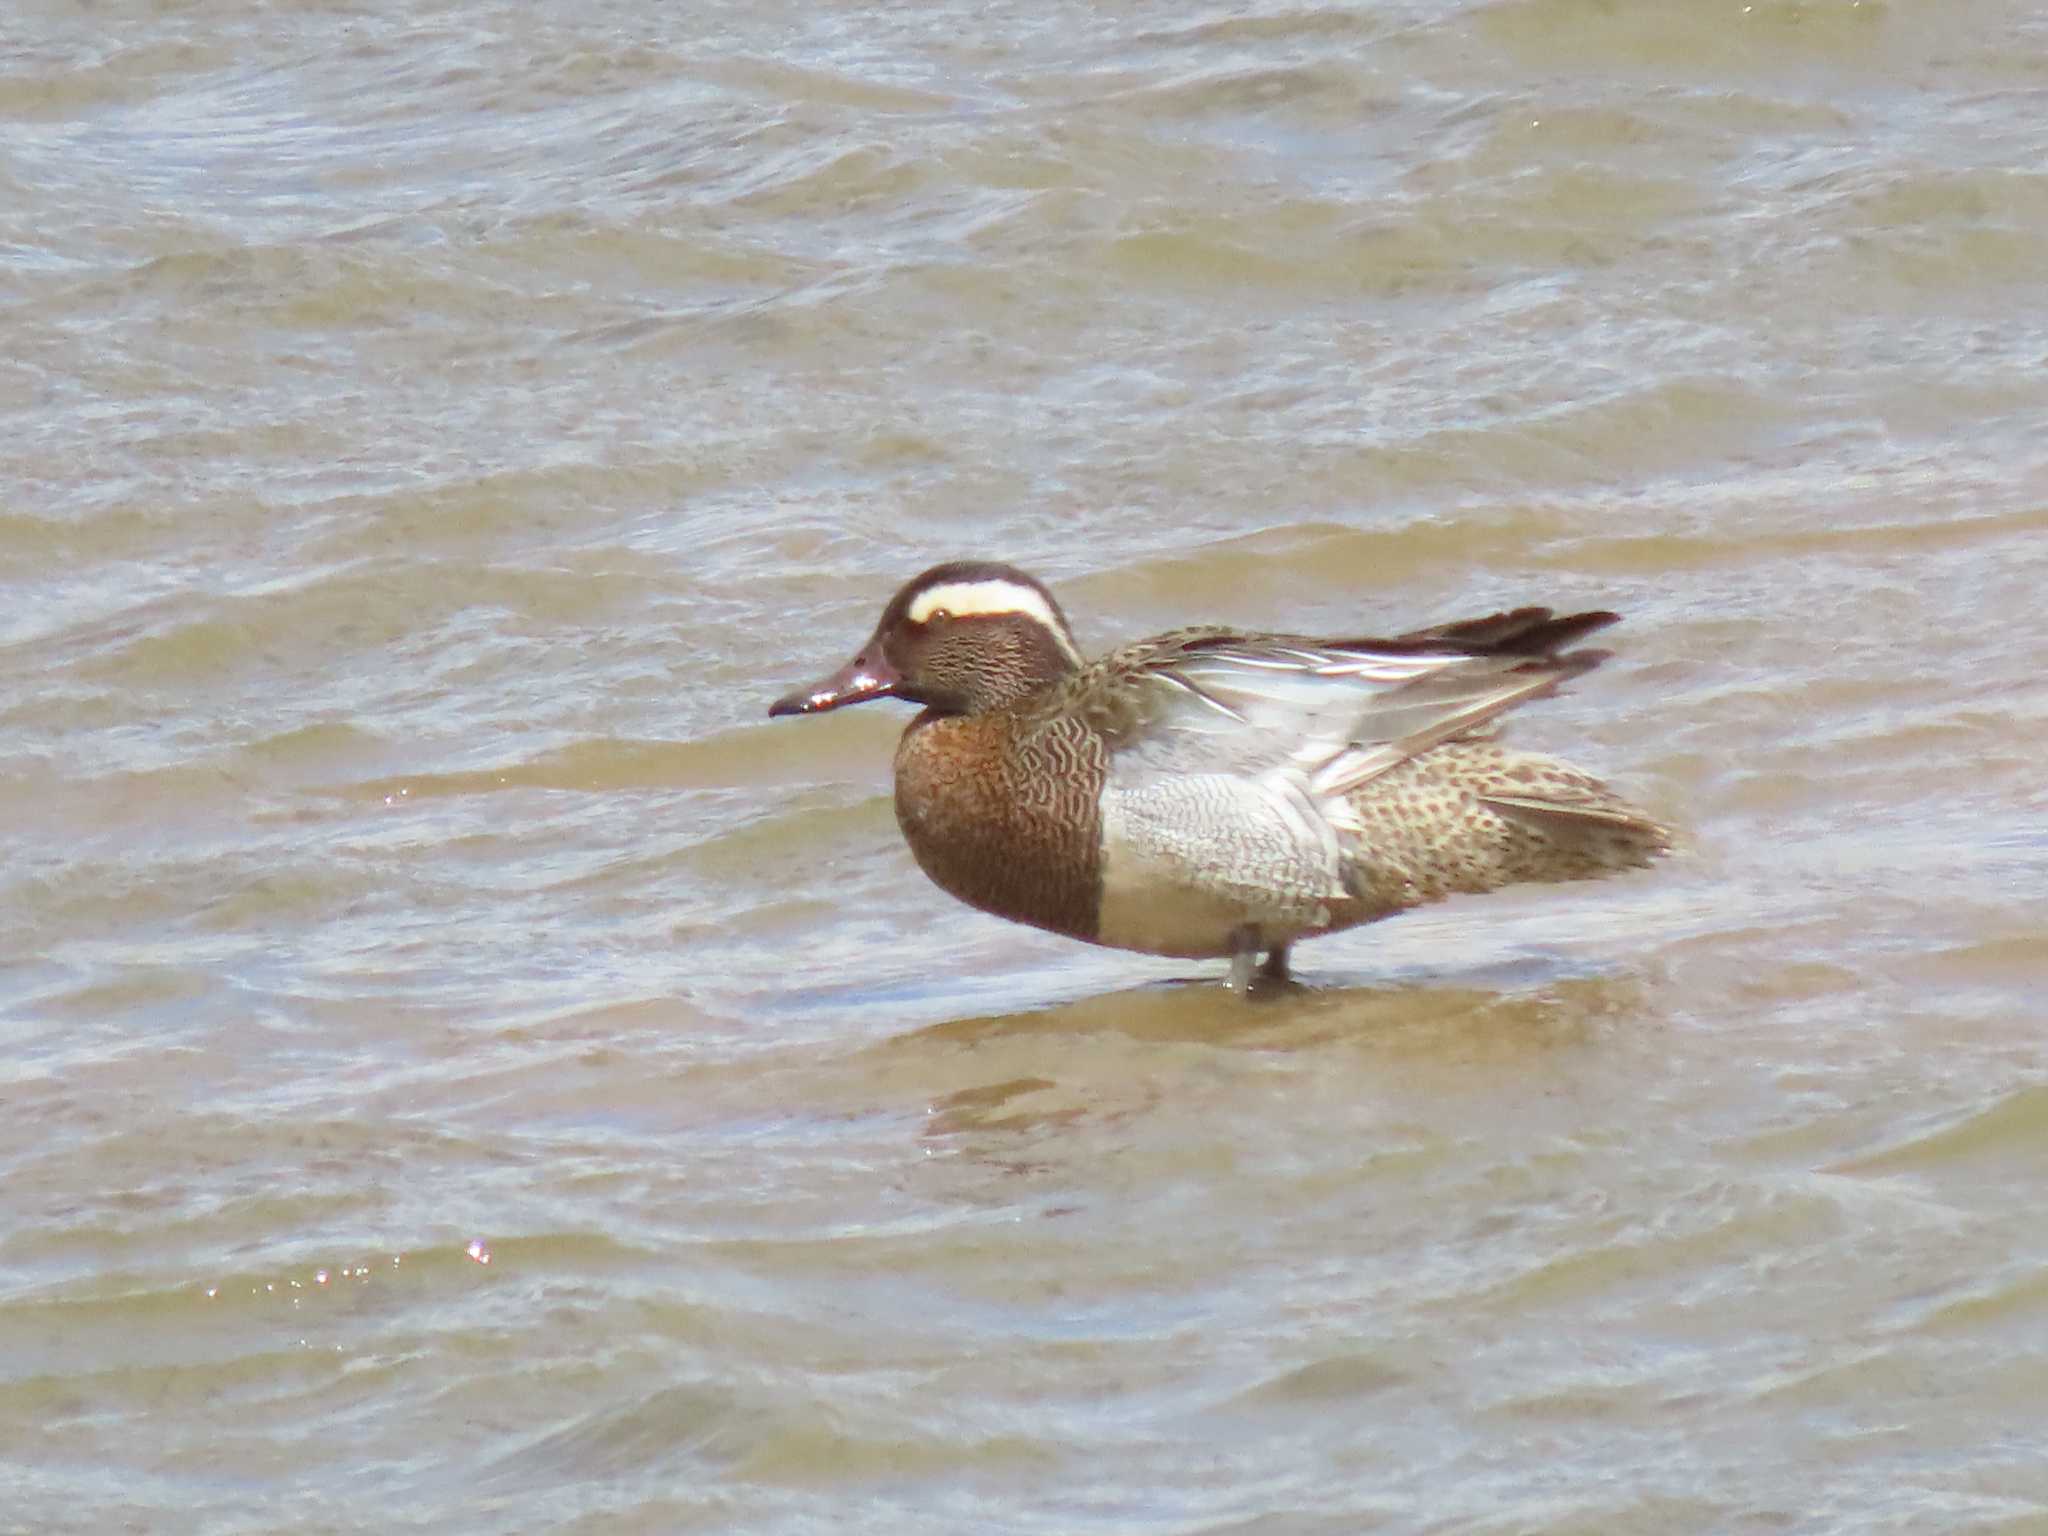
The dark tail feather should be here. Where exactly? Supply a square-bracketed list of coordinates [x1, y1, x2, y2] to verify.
[1394, 606, 1622, 658]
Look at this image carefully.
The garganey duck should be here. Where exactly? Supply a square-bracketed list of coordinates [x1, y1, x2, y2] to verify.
[769, 561, 1669, 991]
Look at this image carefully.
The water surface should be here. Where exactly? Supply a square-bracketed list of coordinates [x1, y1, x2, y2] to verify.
[4, 1, 2047, 1530]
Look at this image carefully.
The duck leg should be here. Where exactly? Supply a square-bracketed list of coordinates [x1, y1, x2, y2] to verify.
[1226, 926, 1261, 995]
[1260, 943, 1292, 983]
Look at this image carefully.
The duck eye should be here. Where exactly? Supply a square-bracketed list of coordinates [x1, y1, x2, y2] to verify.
[927, 607, 952, 624]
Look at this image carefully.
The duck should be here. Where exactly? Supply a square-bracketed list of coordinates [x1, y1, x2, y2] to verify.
[768, 561, 1669, 991]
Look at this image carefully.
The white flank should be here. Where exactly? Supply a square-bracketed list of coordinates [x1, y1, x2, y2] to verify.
[1094, 775, 1343, 957]
[907, 579, 1081, 662]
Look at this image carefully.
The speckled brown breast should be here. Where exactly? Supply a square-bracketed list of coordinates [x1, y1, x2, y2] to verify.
[891, 708, 1108, 943]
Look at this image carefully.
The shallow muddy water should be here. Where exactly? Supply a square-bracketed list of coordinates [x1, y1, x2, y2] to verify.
[3, 1, 2047, 1530]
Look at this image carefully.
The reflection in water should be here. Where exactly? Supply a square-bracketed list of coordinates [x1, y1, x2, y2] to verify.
[905, 971, 1640, 1170]
[908, 969, 1636, 1051]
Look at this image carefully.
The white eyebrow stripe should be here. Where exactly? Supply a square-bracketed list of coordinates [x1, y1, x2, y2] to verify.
[907, 580, 1081, 662]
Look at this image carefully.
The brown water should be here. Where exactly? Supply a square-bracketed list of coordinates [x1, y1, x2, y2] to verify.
[5, 1, 2048, 1530]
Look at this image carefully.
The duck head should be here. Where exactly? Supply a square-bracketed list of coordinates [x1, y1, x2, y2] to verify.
[768, 561, 1084, 718]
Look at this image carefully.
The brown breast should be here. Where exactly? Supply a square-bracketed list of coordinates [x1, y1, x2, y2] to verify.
[891, 709, 1106, 943]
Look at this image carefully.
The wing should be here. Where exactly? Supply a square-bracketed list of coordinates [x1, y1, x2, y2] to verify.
[1078, 610, 1618, 800]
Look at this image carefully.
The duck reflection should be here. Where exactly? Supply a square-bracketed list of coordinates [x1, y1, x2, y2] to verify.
[889, 967, 1647, 1160]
